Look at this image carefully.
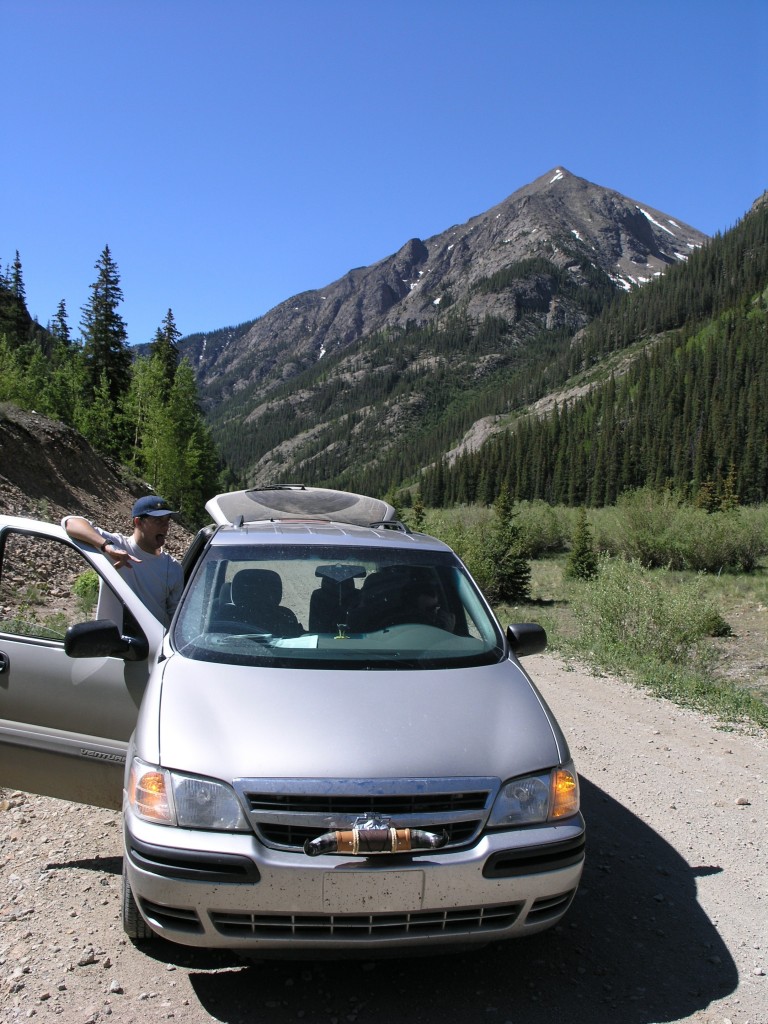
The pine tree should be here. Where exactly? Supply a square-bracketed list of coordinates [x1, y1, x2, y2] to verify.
[482, 489, 532, 603]
[165, 360, 220, 522]
[10, 251, 25, 302]
[720, 463, 740, 511]
[124, 354, 166, 465]
[565, 507, 598, 580]
[0, 251, 33, 345]
[410, 496, 427, 532]
[150, 308, 181, 398]
[80, 245, 131, 400]
[0, 337, 25, 402]
[76, 371, 124, 456]
[129, 356, 219, 524]
[49, 300, 71, 344]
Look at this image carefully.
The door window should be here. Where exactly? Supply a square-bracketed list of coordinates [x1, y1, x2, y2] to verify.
[0, 530, 106, 640]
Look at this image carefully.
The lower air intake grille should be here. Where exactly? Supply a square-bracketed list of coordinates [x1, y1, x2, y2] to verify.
[140, 899, 202, 934]
[211, 902, 523, 940]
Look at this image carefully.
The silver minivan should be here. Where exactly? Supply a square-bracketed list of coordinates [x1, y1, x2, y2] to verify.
[0, 487, 584, 953]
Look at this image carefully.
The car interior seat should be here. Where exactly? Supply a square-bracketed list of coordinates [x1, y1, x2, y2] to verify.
[219, 568, 303, 636]
[308, 575, 359, 633]
[348, 567, 410, 632]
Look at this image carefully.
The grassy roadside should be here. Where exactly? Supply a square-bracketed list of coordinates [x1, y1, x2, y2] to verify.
[493, 554, 768, 733]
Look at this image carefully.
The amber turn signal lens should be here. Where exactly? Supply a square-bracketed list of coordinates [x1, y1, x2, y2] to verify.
[129, 765, 172, 822]
[551, 768, 579, 818]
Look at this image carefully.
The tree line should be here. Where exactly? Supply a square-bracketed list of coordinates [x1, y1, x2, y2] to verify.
[0, 246, 221, 525]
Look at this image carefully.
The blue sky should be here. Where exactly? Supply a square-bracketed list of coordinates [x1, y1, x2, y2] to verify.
[2, 0, 766, 347]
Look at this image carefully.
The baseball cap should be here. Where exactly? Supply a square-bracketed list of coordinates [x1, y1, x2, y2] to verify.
[132, 496, 179, 518]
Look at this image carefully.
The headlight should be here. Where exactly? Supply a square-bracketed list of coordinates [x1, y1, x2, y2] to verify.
[488, 762, 580, 827]
[128, 759, 250, 831]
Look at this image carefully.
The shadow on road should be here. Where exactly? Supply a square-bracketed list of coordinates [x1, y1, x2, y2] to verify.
[47, 854, 123, 875]
[140, 776, 737, 1024]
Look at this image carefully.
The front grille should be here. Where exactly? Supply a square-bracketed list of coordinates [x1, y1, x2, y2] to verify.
[211, 902, 523, 940]
[247, 791, 489, 815]
[260, 819, 481, 848]
[235, 777, 498, 853]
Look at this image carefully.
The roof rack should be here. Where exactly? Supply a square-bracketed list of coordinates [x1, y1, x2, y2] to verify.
[370, 520, 411, 533]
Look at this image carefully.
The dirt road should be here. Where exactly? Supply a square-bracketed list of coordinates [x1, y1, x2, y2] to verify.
[2, 655, 766, 1024]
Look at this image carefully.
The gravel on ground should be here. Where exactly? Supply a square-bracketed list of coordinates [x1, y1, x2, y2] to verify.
[1, 654, 766, 1024]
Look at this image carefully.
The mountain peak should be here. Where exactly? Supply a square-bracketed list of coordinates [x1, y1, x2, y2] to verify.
[184, 167, 708, 425]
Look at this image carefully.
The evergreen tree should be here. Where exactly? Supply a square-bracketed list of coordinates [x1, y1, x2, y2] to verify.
[481, 489, 532, 603]
[49, 299, 71, 344]
[76, 371, 124, 457]
[150, 308, 181, 398]
[410, 496, 427, 532]
[43, 342, 89, 424]
[80, 245, 131, 400]
[0, 337, 25, 402]
[694, 480, 718, 513]
[124, 354, 167, 464]
[128, 355, 220, 524]
[720, 463, 740, 511]
[0, 252, 33, 346]
[10, 251, 25, 302]
[164, 359, 220, 521]
[565, 507, 598, 580]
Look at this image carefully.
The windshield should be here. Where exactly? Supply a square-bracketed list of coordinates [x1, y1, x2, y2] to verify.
[173, 543, 504, 670]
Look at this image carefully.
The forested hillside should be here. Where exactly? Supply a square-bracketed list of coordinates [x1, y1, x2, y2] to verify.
[211, 195, 766, 507]
[191, 169, 711, 489]
[421, 197, 768, 507]
[0, 247, 221, 525]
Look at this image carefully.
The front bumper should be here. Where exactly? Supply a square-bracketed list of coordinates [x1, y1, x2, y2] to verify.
[123, 810, 585, 951]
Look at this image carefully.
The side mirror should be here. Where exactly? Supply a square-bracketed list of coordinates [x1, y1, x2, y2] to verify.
[506, 623, 547, 658]
[64, 619, 149, 662]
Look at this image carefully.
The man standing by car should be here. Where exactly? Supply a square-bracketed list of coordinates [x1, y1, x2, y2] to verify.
[62, 496, 184, 627]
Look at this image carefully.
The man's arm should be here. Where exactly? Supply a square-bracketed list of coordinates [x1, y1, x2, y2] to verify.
[62, 516, 141, 570]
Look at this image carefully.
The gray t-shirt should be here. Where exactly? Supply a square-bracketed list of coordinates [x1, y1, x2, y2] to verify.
[63, 519, 184, 627]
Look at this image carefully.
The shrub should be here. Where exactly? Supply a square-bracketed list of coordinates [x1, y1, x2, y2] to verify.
[514, 500, 569, 557]
[665, 506, 766, 573]
[73, 569, 100, 615]
[593, 487, 768, 572]
[570, 556, 727, 666]
[597, 488, 683, 566]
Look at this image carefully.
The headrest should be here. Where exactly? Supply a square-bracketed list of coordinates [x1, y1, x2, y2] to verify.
[231, 568, 282, 606]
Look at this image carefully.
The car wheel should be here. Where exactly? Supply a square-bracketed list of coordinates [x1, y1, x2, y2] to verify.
[122, 864, 154, 941]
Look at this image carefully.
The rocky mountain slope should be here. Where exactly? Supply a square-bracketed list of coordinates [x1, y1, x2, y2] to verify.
[183, 167, 706, 404]
[177, 167, 707, 487]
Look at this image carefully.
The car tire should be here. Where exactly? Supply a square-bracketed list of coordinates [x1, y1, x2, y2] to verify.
[121, 864, 154, 941]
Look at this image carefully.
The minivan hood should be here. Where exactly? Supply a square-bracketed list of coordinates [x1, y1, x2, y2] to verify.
[155, 655, 565, 783]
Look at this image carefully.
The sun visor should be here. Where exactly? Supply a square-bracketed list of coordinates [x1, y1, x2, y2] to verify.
[205, 487, 397, 527]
